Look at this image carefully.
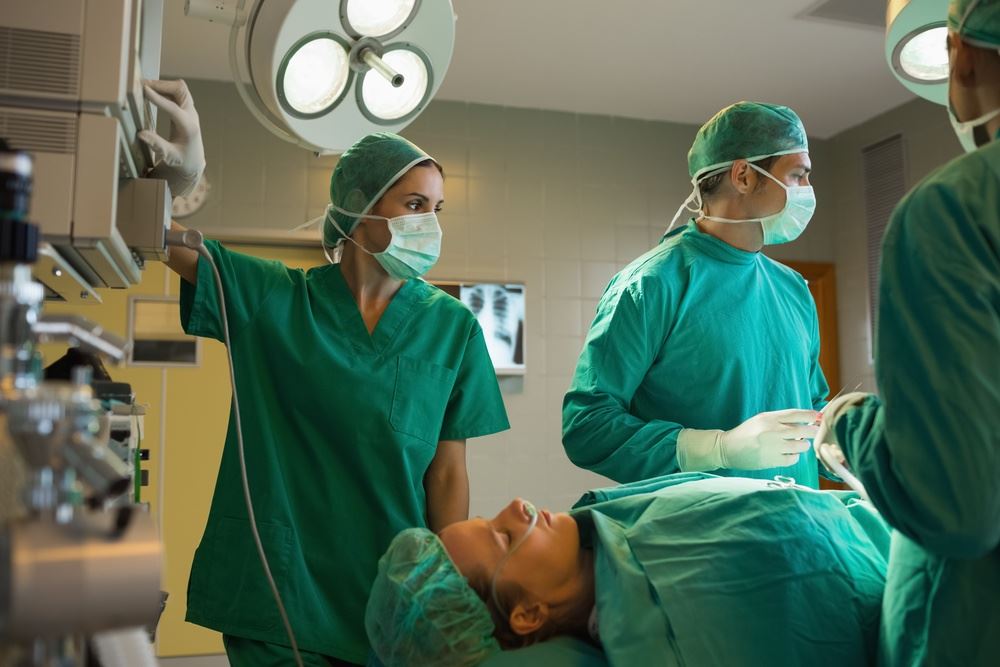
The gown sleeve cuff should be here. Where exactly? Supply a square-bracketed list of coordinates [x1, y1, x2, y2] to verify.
[677, 428, 724, 472]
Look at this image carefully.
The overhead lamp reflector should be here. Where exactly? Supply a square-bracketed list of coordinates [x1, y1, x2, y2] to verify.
[190, 0, 455, 154]
[885, 0, 949, 105]
[279, 36, 351, 116]
[897, 25, 950, 82]
[343, 0, 418, 38]
[360, 48, 430, 122]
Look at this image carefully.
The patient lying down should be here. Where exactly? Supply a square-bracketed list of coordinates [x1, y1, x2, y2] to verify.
[365, 473, 888, 667]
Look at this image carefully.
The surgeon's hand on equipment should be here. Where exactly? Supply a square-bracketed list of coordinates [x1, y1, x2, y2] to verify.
[139, 79, 206, 198]
[678, 409, 819, 472]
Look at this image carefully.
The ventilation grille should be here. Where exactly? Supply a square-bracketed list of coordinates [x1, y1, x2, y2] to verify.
[0, 27, 81, 97]
[0, 111, 77, 154]
[862, 134, 907, 352]
[801, 0, 886, 28]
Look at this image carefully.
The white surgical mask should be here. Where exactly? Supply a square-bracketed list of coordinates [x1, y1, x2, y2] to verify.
[327, 205, 442, 280]
[948, 98, 1000, 153]
[698, 163, 816, 245]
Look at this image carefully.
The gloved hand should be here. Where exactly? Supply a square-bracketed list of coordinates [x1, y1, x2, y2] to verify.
[139, 79, 206, 198]
[814, 391, 871, 469]
[678, 409, 820, 472]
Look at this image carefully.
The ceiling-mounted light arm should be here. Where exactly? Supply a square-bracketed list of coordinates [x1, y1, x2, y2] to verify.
[350, 37, 404, 88]
[187, 0, 296, 140]
[224, 0, 299, 145]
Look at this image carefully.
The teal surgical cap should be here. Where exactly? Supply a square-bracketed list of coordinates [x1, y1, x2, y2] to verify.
[324, 132, 436, 248]
[688, 101, 809, 180]
[950, 0, 1000, 47]
[365, 528, 500, 667]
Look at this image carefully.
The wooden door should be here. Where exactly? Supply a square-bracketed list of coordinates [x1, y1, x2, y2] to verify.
[780, 261, 846, 491]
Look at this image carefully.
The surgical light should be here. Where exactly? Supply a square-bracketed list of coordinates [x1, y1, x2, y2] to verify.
[279, 35, 351, 116]
[186, 0, 455, 153]
[886, 0, 950, 105]
[344, 0, 418, 38]
[897, 25, 950, 81]
[360, 49, 430, 121]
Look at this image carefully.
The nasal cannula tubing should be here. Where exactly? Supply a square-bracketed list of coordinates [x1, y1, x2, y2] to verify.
[167, 228, 305, 667]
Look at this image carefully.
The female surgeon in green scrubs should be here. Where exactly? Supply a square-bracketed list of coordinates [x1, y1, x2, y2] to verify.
[158, 107, 510, 663]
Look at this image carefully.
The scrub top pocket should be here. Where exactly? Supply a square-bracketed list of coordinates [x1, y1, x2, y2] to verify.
[390, 356, 456, 445]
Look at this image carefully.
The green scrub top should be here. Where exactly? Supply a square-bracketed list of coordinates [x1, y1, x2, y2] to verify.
[563, 222, 829, 486]
[837, 137, 1000, 666]
[181, 241, 509, 662]
[571, 474, 888, 666]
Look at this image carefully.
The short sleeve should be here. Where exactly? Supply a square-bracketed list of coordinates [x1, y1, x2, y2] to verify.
[438, 324, 510, 441]
[179, 240, 291, 342]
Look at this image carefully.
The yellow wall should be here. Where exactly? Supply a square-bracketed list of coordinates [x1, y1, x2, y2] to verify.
[41, 245, 321, 657]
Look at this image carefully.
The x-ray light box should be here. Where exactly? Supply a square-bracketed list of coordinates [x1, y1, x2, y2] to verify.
[433, 282, 525, 375]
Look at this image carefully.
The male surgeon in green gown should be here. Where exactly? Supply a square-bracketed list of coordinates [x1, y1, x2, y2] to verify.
[563, 102, 828, 487]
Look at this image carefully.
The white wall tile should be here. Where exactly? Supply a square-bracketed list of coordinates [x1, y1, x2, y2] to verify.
[545, 260, 582, 298]
[581, 261, 616, 298]
[615, 226, 653, 263]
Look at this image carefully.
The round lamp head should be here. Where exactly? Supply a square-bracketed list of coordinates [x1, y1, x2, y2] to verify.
[359, 47, 431, 122]
[886, 0, 950, 105]
[342, 0, 419, 39]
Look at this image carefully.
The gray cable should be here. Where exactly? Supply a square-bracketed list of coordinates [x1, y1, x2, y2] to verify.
[174, 232, 304, 667]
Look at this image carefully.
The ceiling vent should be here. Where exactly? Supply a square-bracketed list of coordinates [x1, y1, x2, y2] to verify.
[799, 0, 887, 29]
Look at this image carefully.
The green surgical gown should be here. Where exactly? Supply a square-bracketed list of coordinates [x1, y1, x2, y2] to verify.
[837, 138, 1000, 666]
[181, 241, 509, 662]
[563, 222, 829, 486]
[571, 474, 888, 666]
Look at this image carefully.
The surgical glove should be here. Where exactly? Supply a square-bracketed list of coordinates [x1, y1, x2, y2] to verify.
[139, 79, 206, 198]
[678, 409, 820, 472]
[814, 391, 871, 467]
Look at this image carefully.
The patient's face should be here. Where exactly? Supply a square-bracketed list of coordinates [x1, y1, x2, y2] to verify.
[440, 499, 583, 605]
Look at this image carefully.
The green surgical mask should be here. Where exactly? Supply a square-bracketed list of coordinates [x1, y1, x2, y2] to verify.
[327, 204, 442, 280]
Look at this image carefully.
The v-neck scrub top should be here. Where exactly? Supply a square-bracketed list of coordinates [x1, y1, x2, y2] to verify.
[180, 241, 509, 662]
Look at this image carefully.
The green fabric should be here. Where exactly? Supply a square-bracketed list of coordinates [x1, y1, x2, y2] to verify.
[481, 637, 607, 667]
[223, 634, 360, 667]
[370, 637, 608, 667]
[181, 241, 509, 662]
[837, 134, 1000, 665]
[687, 102, 809, 180]
[950, 0, 1000, 46]
[366, 528, 500, 667]
[563, 222, 829, 486]
[570, 475, 888, 666]
[325, 132, 434, 247]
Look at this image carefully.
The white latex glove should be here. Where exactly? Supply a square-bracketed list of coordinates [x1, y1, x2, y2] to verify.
[678, 408, 820, 472]
[138, 79, 206, 198]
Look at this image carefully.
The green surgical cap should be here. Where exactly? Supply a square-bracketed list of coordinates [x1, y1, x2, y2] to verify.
[950, 0, 1000, 46]
[365, 528, 500, 667]
[687, 101, 809, 180]
[324, 132, 435, 248]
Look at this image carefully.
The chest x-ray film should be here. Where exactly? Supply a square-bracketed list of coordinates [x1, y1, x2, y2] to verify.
[461, 283, 525, 374]
[433, 282, 525, 374]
